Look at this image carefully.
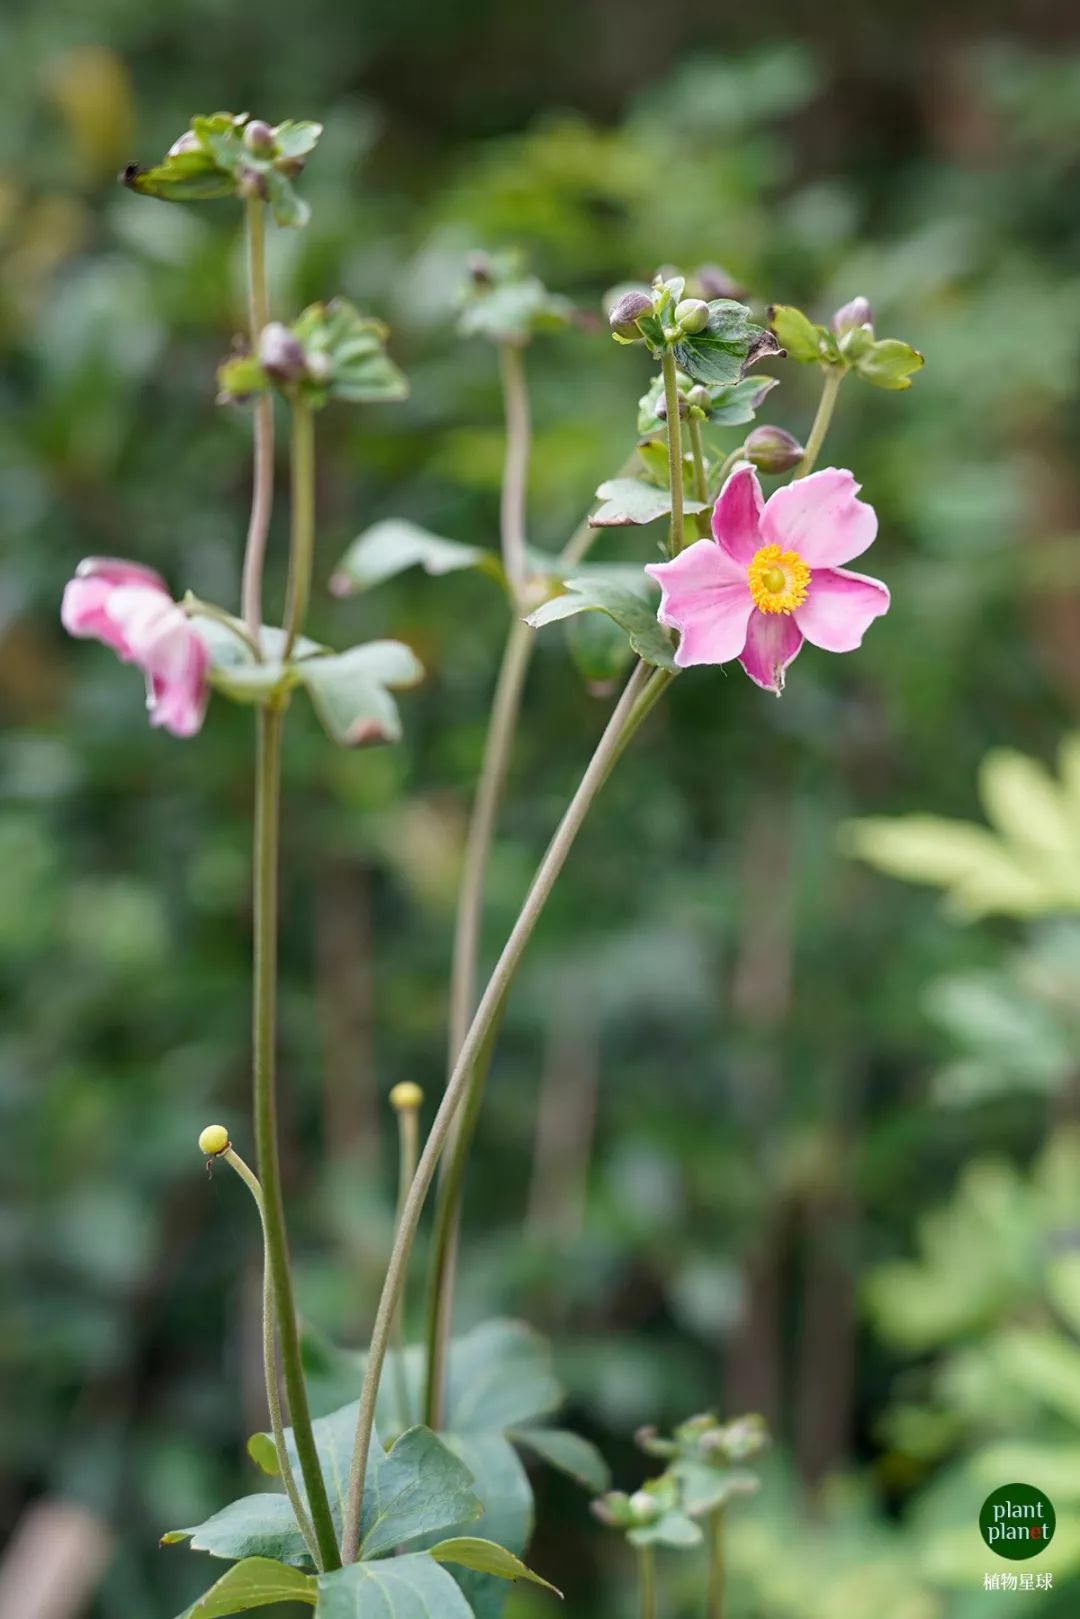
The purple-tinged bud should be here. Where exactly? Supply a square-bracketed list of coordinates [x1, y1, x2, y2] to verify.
[695, 263, 746, 301]
[655, 391, 688, 421]
[258, 322, 307, 382]
[167, 130, 201, 158]
[674, 298, 709, 334]
[831, 296, 873, 337]
[686, 384, 710, 414]
[744, 425, 804, 474]
[608, 289, 653, 339]
[467, 251, 493, 287]
[243, 119, 276, 155]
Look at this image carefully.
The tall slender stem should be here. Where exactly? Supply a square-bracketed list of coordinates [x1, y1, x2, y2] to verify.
[342, 659, 660, 1559]
[706, 1510, 725, 1619]
[713, 446, 748, 494]
[241, 200, 274, 649]
[282, 400, 315, 660]
[661, 348, 685, 557]
[220, 1145, 321, 1567]
[688, 414, 710, 538]
[795, 367, 844, 478]
[390, 1094, 421, 1431]
[252, 704, 341, 1571]
[638, 1544, 657, 1619]
[497, 342, 530, 602]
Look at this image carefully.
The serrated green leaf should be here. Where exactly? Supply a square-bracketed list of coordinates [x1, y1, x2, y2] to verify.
[672, 300, 781, 386]
[508, 1427, 611, 1493]
[296, 641, 423, 747]
[330, 521, 502, 597]
[767, 305, 829, 364]
[316, 1554, 473, 1619]
[178, 1558, 316, 1618]
[854, 336, 924, 390]
[589, 477, 706, 529]
[527, 577, 675, 671]
[430, 1537, 561, 1596]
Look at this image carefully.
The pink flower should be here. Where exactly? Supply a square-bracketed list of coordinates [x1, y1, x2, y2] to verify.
[61, 558, 210, 737]
[645, 465, 890, 694]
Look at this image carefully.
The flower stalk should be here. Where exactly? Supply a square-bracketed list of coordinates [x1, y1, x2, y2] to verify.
[497, 342, 531, 603]
[638, 1543, 657, 1619]
[282, 399, 316, 659]
[795, 366, 844, 478]
[706, 1509, 725, 1619]
[240, 198, 274, 649]
[342, 656, 662, 1560]
[661, 348, 685, 556]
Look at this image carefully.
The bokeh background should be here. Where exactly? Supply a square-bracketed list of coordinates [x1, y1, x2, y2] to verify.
[4, 3, 1080, 1616]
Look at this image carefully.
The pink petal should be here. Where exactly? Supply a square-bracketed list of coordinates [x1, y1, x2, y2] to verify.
[646, 541, 754, 669]
[710, 462, 764, 562]
[760, 468, 877, 567]
[794, 567, 890, 652]
[75, 557, 168, 592]
[738, 610, 804, 694]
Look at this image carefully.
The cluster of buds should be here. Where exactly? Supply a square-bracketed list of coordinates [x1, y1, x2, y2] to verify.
[607, 280, 709, 345]
[123, 112, 322, 228]
[216, 299, 407, 409]
[770, 294, 923, 390]
[637, 1411, 769, 1466]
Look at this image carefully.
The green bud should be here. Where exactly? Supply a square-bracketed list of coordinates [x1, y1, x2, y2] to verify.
[744, 425, 804, 474]
[674, 298, 709, 334]
[198, 1124, 230, 1157]
[628, 1490, 662, 1526]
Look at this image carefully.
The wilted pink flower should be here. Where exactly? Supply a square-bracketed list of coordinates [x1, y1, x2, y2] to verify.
[61, 558, 209, 737]
[645, 465, 889, 694]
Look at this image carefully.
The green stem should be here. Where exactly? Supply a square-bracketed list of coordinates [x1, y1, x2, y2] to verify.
[220, 1145, 321, 1567]
[282, 400, 315, 661]
[638, 1543, 657, 1619]
[661, 348, 685, 557]
[713, 445, 748, 496]
[342, 658, 661, 1560]
[424, 616, 533, 1427]
[252, 705, 341, 1571]
[390, 1100, 420, 1431]
[241, 199, 273, 650]
[795, 367, 844, 478]
[688, 415, 710, 537]
[706, 1510, 724, 1619]
[497, 342, 530, 603]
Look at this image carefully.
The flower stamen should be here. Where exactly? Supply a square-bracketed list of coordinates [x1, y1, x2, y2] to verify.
[747, 543, 810, 614]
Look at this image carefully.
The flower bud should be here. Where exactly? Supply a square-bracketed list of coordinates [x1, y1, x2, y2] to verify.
[654, 392, 687, 421]
[744, 425, 804, 474]
[390, 1081, 423, 1112]
[198, 1124, 230, 1157]
[674, 298, 709, 334]
[695, 263, 746, 301]
[243, 119, 276, 155]
[685, 384, 710, 414]
[608, 289, 653, 339]
[831, 296, 873, 337]
[258, 322, 307, 382]
[467, 251, 493, 287]
[167, 130, 201, 158]
[628, 1490, 662, 1526]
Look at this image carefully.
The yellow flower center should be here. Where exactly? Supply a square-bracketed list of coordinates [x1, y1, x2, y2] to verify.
[747, 544, 810, 614]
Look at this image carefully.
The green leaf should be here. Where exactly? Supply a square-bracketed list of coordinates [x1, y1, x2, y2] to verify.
[273, 120, 323, 160]
[673, 1458, 759, 1517]
[163, 1492, 311, 1567]
[430, 1537, 561, 1596]
[458, 257, 574, 345]
[854, 336, 924, 390]
[508, 1427, 610, 1493]
[316, 1554, 473, 1619]
[296, 641, 424, 747]
[264, 170, 311, 229]
[178, 1558, 316, 1618]
[123, 151, 236, 203]
[704, 375, 780, 426]
[563, 608, 635, 687]
[330, 521, 502, 597]
[589, 478, 706, 529]
[672, 300, 782, 386]
[767, 304, 830, 364]
[526, 576, 675, 672]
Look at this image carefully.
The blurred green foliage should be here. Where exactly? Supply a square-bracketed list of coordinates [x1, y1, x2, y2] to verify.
[4, 6, 1080, 1617]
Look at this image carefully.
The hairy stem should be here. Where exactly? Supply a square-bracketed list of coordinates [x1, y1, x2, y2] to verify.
[390, 1100, 420, 1431]
[661, 348, 685, 557]
[638, 1544, 657, 1619]
[252, 705, 341, 1571]
[342, 658, 661, 1559]
[706, 1509, 725, 1619]
[240, 199, 274, 649]
[688, 414, 710, 537]
[220, 1145, 321, 1566]
[796, 367, 844, 478]
[282, 400, 315, 661]
[497, 342, 531, 603]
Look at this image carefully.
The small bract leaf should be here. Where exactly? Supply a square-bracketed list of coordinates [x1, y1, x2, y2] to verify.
[767, 304, 829, 364]
[589, 477, 707, 529]
[296, 641, 424, 747]
[177, 1558, 316, 1618]
[628, 1509, 702, 1549]
[430, 1537, 562, 1596]
[330, 520, 501, 597]
[672, 300, 781, 386]
[854, 337, 924, 390]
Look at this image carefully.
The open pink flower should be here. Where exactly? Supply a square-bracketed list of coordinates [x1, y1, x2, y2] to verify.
[645, 465, 890, 693]
[61, 558, 209, 737]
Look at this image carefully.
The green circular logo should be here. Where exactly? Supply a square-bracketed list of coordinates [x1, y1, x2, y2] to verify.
[979, 1484, 1055, 1560]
